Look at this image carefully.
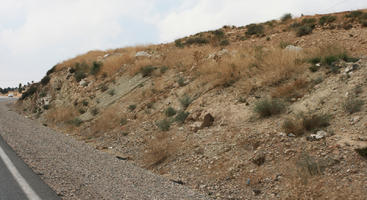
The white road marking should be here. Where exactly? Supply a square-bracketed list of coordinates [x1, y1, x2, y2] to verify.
[0, 145, 41, 200]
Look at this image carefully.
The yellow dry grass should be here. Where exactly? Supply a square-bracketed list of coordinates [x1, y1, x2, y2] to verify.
[45, 106, 78, 123]
[90, 105, 125, 135]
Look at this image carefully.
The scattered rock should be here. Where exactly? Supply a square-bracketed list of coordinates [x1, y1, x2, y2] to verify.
[307, 130, 327, 141]
[79, 79, 88, 87]
[135, 51, 151, 57]
[200, 113, 214, 129]
[288, 133, 296, 137]
[285, 45, 303, 52]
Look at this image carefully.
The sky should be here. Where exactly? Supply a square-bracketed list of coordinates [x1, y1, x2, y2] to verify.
[0, 0, 366, 88]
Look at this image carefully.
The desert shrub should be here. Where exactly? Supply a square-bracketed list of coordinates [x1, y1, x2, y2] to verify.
[355, 147, 367, 159]
[82, 100, 88, 106]
[78, 108, 86, 114]
[175, 111, 189, 124]
[309, 65, 320, 72]
[324, 55, 339, 65]
[74, 71, 86, 82]
[362, 21, 367, 27]
[343, 98, 364, 114]
[165, 107, 176, 117]
[140, 65, 156, 77]
[175, 39, 184, 48]
[128, 104, 136, 111]
[74, 62, 89, 82]
[40, 75, 50, 85]
[156, 119, 171, 131]
[301, 113, 331, 131]
[254, 98, 285, 117]
[220, 39, 230, 46]
[108, 89, 115, 96]
[177, 76, 186, 87]
[20, 84, 38, 100]
[280, 41, 291, 49]
[345, 11, 363, 19]
[70, 118, 83, 127]
[212, 30, 225, 38]
[319, 15, 336, 25]
[290, 22, 301, 28]
[147, 102, 154, 109]
[46, 65, 57, 76]
[186, 37, 209, 45]
[272, 78, 309, 100]
[302, 18, 317, 25]
[281, 13, 292, 22]
[100, 84, 108, 92]
[283, 118, 304, 136]
[43, 105, 50, 110]
[90, 61, 102, 75]
[308, 57, 321, 64]
[160, 66, 168, 74]
[246, 24, 264, 36]
[296, 25, 313, 37]
[120, 118, 127, 125]
[179, 95, 192, 109]
[91, 108, 98, 116]
[343, 23, 353, 30]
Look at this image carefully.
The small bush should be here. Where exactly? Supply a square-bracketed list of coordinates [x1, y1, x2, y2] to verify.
[301, 113, 330, 131]
[323, 55, 338, 65]
[246, 24, 264, 36]
[74, 71, 86, 82]
[343, 23, 353, 30]
[175, 111, 189, 124]
[90, 61, 102, 75]
[308, 57, 321, 64]
[82, 100, 88, 106]
[46, 65, 57, 76]
[79, 108, 86, 114]
[355, 147, 367, 159]
[70, 118, 83, 127]
[41, 75, 51, 85]
[344, 98, 364, 114]
[43, 105, 50, 110]
[345, 11, 363, 19]
[128, 104, 136, 111]
[100, 84, 108, 92]
[160, 66, 168, 74]
[301, 18, 317, 24]
[175, 39, 184, 48]
[212, 30, 225, 38]
[220, 40, 230, 46]
[254, 98, 285, 117]
[165, 107, 176, 117]
[283, 118, 304, 136]
[296, 25, 313, 37]
[147, 102, 154, 109]
[179, 95, 192, 109]
[20, 84, 38, 100]
[281, 13, 292, 22]
[140, 66, 156, 77]
[186, 37, 209, 45]
[91, 108, 98, 116]
[157, 119, 171, 131]
[361, 21, 367, 27]
[177, 76, 186, 87]
[319, 15, 336, 25]
[108, 89, 115, 96]
[120, 118, 127, 126]
[309, 65, 320, 72]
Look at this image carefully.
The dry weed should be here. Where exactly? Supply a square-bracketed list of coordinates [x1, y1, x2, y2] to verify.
[90, 106, 125, 136]
[45, 106, 78, 123]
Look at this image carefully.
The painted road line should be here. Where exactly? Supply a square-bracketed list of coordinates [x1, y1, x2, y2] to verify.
[0, 145, 41, 200]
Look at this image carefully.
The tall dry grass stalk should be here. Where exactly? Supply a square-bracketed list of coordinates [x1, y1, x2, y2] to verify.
[90, 106, 125, 136]
[45, 106, 78, 123]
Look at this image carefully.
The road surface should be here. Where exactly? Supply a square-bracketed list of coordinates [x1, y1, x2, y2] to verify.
[0, 97, 59, 200]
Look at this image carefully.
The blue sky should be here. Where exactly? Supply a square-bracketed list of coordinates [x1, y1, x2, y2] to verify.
[0, 0, 366, 87]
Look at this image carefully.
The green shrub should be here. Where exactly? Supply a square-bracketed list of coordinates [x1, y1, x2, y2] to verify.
[160, 66, 168, 74]
[90, 61, 102, 75]
[20, 84, 38, 100]
[355, 147, 367, 159]
[308, 57, 321, 64]
[254, 98, 285, 117]
[324, 55, 339, 65]
[246, 24, 264, 36]
[309, 65, 320, 72]
[157, 119, 171, 131]
[301, 18, 316, 24]
[343, 23, 353, 30]
[82, 100, 88, 106]
[74, 62, 89, 82]
[281, 13, 292, 22]
[344, 98, 364, 114]
[120, 118, 128, 125]
[361, 21, 367, 27]
[175, 39, 184, 48]
[177, 76, 186, 87]
[140, 66, 156, 77]
[212, 30, 225, 38]
[41, 75, 50, 85]
[70, 118, 83, 127]
[108, 89, 115, 96]
[165, 107, 176, 117]
[179, 95, 192, 109]
[345, 11, 363, 19]
[79, 108, 86, 114]
[296, 25, 313, 37]
[319, 15, 336, 25]
[74, 71, 86, 82]
[128, 104, 136, 111]
[220, 39, 230, 46]
[46, 65, 57, 76]
[43, 105, 50, 110]
[186, 37, 209, 45]
[175, 111, 189, 124]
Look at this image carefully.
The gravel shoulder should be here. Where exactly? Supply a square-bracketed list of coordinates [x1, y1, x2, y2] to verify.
[0, 100, 209, 200]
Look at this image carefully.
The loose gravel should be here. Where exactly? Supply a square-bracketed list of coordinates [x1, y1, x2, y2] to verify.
[0, 100, 209, 200]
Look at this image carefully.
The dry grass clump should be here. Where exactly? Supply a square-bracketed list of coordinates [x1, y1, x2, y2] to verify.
[56, 50, 106, 71]
[272, 78, 309, 100]
[90, 106, 125, 136]
[282, 113, 331, 136]
[45, 106, 78, 124]
[143, 132, 179, 169]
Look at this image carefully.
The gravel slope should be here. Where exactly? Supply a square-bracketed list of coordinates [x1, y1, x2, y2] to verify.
[0, 100, 209, 200]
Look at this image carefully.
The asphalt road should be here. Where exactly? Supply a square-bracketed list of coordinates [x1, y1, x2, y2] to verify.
[0, 97, 59, 200]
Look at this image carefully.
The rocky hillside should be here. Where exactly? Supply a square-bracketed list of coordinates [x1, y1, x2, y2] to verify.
[17, 10, 367, 199]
